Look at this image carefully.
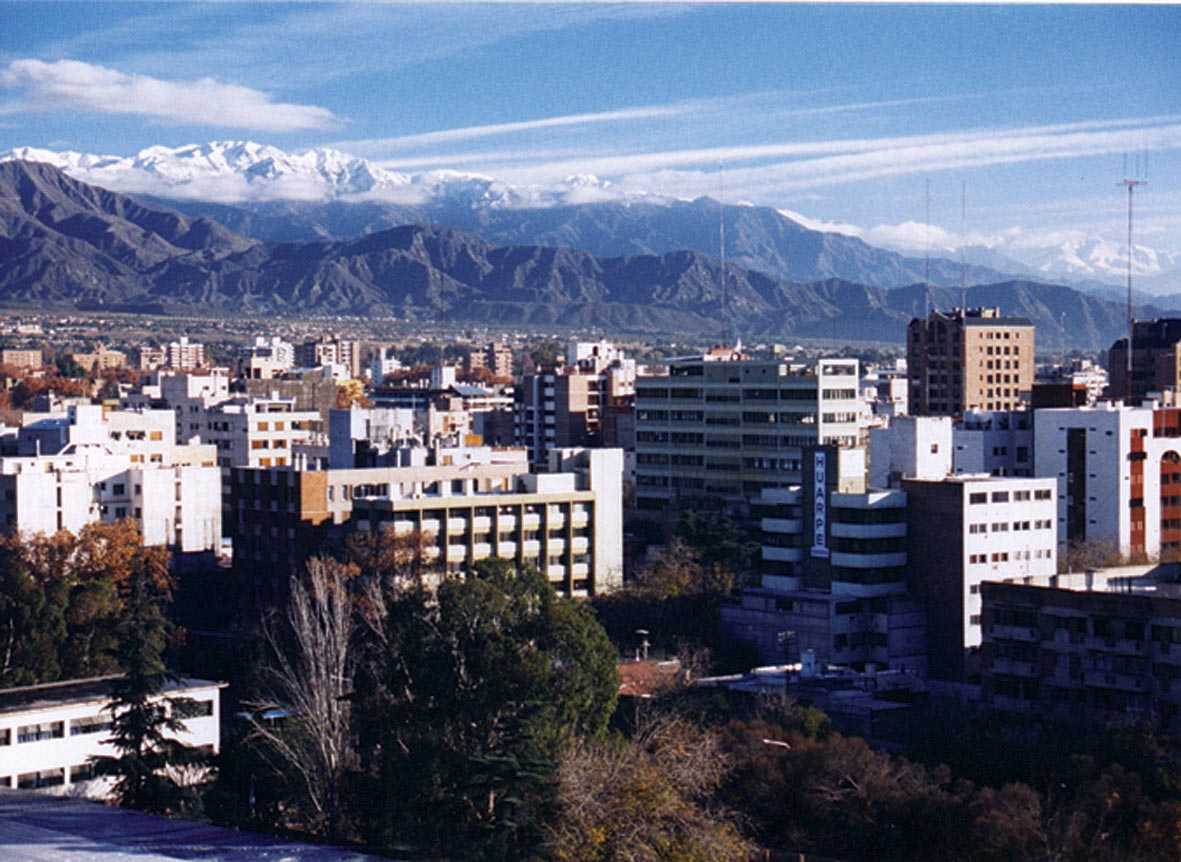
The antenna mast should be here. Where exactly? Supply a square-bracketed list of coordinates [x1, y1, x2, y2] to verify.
[719, 161, 727, 349]
[1121, 172, 1146, 403]
[960, 180, 967, 312]
[924, 178, 931, 320]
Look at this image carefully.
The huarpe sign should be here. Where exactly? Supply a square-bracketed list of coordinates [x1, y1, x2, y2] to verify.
[811, 450, 829, 559]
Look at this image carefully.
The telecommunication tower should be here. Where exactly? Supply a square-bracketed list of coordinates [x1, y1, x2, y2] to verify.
[1121, 167, 1146, 402]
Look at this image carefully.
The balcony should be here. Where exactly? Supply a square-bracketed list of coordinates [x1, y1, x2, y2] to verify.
[762, 517, 802, 534]
[764, 546, 803, 563]
[830, 551, 906, 569]
[830, 522, 906, 540]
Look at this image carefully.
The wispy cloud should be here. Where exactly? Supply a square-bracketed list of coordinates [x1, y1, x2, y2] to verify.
[0, 59, 338, 131]
[339, 105, 692, 154]
[345, 90, 983, 159]
[469, 115, 1181, 199]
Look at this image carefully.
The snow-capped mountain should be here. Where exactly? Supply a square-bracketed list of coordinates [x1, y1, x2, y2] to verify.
[1017, 237, 1181, 284]
[0, 141, 641, 210]
[3, 140, 1176, 294]
[0, 141, 415, 202]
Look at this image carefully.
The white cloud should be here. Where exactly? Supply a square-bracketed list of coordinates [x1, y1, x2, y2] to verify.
[0, 59, 338, 132]
[339, 105, 689, 153]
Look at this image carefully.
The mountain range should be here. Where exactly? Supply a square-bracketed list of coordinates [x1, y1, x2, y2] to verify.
[0, 158, 1163, 350]
[6, 141, 1177, 296]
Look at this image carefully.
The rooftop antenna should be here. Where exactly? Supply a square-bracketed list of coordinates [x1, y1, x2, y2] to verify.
[1120, 158, 1146, 403]
[719, 160, 727, 349]
[960, 180, 967, 312]
[924, 178, 931, 320]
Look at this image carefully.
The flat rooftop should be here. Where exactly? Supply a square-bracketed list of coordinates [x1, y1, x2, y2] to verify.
[0, 677, 224, 716]
[0, 791, 388, 861]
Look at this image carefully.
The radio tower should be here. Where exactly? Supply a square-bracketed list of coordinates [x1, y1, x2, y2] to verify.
[1121, 168, 1146, 403]
[924, 179, 931, 319]
[960, 181, 967, 312]
[719, 161, 727, 349]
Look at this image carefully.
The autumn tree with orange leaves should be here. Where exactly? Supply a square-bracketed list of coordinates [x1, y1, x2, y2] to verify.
[0, 521, 172, 687]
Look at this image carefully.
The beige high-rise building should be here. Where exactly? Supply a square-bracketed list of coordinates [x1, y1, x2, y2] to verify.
[907, 307, 1034, 416]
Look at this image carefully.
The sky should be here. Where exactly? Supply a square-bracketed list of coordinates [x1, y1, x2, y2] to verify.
[1, 2, 1180, 263]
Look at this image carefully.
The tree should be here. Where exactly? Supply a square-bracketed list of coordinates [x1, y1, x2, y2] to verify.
[247, 558, 358, 841]
[91, 554, 199, 814]
[529, 341, 562, 370]
[0, 522, 171, 688]
[361, 558, 618, 860]
[547, 716, 752, 862]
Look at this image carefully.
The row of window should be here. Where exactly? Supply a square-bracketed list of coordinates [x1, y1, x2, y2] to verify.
[969, 489, 1052, 504]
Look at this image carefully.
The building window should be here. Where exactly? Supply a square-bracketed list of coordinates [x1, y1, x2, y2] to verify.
[969, 492, 987, 504]
[70, 715, 112, 736]
[17, 721, 63, 743]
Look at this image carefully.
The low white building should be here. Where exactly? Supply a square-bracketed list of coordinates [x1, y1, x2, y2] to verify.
[0, 444, 222, 553]
[0, 676, 223, 796]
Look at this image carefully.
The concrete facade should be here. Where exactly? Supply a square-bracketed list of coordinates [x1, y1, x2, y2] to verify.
[634, 353, 862, 515]
[903, 474, 1058, 680]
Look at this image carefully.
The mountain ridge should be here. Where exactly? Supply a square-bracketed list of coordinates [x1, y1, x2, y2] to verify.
[0, 159, 1152, 350]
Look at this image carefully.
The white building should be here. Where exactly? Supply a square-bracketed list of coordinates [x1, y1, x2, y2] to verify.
[167, 337, 206, 372]
[868, 415, 954, 488]
[0, 677, 222, 796]
[237, 336, 295, 380]
[1033, 403, 1181, 561]
[202, 395, 320, 470]
[904, 474, 1058, 679]
[0, 444, 222, 553]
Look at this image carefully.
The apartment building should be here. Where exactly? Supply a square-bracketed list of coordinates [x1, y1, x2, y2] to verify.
[634, 352, 861, 514]
[72, 346, 126, 374]
[353, 448, 622, 598]
[516, 343, 635, 471]
[296, 335, 359, 378]
[1108, 317, 1181, 404]
[167, 337, 206, 372]
[466, 341, 513, 380]
[1034, 404, 1181, 561]
[981, 580, 1181, 734]
[202, 396, 319, 470]
[903, 475, 1058, 679]
[0, 677, 222, 795]
[0, 444, 221, 553]
[236, 336, 295, 380]
[723, 446, 927, 672]
[1, 349, 42, 371]
[907, 307, 1034, 416]
[232, 447, 621, 611]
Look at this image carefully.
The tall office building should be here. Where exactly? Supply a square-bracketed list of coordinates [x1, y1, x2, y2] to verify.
[907, 307, 1034, 416]
[634, 352, 862, 515]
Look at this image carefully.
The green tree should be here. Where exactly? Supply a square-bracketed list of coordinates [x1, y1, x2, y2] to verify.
[529, 341, 562, 370]
[361, 558, 618, 860]
[91, 555, 199, 814]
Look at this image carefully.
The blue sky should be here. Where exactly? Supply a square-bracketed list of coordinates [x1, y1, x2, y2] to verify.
[2, 2, 1180, 260]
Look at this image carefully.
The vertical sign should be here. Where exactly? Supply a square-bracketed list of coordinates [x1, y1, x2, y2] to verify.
[811, 450, 829, 558]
